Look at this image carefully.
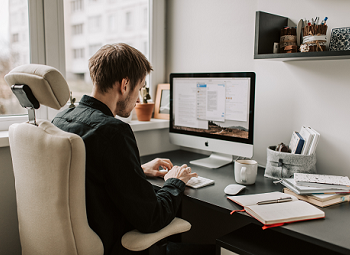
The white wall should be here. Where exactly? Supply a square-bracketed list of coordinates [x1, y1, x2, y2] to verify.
[166, 0, 350, 176]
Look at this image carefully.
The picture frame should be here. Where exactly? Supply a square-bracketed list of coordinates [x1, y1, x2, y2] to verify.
[154, 83, 170, 119]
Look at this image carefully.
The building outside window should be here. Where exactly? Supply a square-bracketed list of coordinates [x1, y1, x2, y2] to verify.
[64, 0, 149, 102]
[0, 0, 29, 116]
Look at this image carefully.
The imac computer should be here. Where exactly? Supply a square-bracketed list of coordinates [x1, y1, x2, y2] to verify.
[169, 72, 256, 168]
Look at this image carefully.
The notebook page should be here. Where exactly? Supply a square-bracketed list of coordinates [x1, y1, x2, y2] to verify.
[245, 200, 325, 225]
[228, 191, 298, 207]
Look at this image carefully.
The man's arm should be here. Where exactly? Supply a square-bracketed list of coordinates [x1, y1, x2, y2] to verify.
[102, 126, 190, 233]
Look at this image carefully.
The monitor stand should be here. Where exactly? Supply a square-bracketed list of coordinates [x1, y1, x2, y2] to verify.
[189, 152, 233, 169]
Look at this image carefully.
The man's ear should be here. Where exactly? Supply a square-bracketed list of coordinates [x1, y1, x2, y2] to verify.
[120, 78, 129, 95]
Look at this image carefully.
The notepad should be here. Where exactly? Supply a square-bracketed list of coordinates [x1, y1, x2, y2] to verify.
[228, 191, 325, 226]
[294, 173, 350, 188]
[281, 178, 350, 194]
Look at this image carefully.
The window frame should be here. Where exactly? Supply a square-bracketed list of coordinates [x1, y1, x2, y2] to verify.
[0, 0, 166, 130]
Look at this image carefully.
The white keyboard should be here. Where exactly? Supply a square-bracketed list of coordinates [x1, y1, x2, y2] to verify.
[186, 176, 215, 189]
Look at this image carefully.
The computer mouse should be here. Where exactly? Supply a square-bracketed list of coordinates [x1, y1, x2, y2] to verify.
[224, 184, 246, 195]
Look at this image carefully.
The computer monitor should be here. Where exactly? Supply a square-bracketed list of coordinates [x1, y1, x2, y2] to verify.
[169, 72, 255, 168]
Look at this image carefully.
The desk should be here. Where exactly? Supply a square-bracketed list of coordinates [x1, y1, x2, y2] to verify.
[142, 150, 350, 255]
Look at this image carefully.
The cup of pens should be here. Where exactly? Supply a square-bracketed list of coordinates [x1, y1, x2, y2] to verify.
[300, 17, 328, 52]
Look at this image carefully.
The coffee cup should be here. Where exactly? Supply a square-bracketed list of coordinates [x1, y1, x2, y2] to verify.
[234, 159, 258, 185]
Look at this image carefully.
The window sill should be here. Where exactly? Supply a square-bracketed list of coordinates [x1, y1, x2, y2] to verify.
[0, 119, 169, 148]
[129, 118, 169, 132]
[0, 131, 9, 148]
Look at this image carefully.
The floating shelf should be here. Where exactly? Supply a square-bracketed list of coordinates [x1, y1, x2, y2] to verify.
[254, 11, 350, 61]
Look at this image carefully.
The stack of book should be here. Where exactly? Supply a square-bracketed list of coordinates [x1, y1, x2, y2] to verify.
[281, 173, 350, 207]
[283, 188, 350, 207]
[289, 126, 320, 155]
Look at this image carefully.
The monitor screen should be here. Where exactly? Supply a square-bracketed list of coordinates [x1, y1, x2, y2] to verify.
[169, 72, 255, 168]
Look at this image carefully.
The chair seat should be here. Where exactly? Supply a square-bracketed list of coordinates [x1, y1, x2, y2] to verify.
[121, 217, 191, 251]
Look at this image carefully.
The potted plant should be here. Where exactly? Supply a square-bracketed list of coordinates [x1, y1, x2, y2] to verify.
[135, 82, 154, 121]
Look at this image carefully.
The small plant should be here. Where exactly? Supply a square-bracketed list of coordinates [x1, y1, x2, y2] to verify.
[140, 82, 151, 103]
[69, 91, 76, 108]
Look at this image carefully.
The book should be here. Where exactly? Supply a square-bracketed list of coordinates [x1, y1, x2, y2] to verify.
[307, 127, 320, 155]
[289, 131, 305, 154]
[299, 126, 314, 155]
[227, 191, 325, 226]
[294, 173, 350, 190]
[280, 178, 350, 194]
[283, 188, 350, 207]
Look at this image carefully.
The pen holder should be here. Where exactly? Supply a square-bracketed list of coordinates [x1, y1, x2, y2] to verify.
[300, 24, 327, 52]
[264, 146, 317, 179]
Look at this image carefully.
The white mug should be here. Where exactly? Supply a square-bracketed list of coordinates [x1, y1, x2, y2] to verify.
[234, 159, 258, 185]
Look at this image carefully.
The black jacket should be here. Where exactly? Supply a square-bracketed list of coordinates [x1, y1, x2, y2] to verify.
[52, 95, 185, 254]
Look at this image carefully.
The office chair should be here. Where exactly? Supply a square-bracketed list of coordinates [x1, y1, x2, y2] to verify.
[5, 64, 191, 255]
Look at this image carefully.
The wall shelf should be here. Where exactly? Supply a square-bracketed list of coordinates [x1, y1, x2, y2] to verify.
[254, 11, 350, 61]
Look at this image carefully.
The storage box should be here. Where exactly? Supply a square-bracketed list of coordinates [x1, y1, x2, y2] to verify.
[329, 27, 350, 51]
[264, 146, 317, 179]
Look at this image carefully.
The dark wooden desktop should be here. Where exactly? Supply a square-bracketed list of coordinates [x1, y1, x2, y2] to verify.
[142, 150, 350, 255]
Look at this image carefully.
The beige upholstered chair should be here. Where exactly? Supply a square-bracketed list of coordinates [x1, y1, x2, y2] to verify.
[5, 64, 191, 255]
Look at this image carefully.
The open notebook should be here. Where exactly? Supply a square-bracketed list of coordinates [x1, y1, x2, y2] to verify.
[228, 191, 325, 227]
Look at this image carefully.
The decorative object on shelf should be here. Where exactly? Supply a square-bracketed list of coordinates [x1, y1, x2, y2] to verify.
[69, 91, 76, 108]
[154, 83, 170, 120]
[135, 82, 154, 121]
[280, 27, 297, 53]
[300, 24, 328, 52]
[329, 27, 350, 51]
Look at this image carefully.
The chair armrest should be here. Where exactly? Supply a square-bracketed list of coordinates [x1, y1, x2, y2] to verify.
[121, 217, 191, 251]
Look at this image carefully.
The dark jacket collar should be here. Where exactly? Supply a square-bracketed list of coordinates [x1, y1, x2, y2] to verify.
[79, 95, 114, 117]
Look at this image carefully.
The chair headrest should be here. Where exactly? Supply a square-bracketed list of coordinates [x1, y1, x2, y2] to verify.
[4, 64, 70, 110]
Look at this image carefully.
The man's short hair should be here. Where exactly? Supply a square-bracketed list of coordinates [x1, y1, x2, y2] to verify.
[89, 43, 153, 93]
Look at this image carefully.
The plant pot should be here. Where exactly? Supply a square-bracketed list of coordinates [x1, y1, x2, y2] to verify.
[135, 103, 154, 121]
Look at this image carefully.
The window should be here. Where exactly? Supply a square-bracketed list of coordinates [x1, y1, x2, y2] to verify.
[125, 11, 132, 30]
[108, 14, 118, 32]
[0, 0, 29, 118]
[72, 24, 83, 35]
[88, 15, 102, 33]
[0, 0, 165, 129]
[73, 48, 85, 59]
[71, 0, 83, 12]
[12, 33, 19, 43]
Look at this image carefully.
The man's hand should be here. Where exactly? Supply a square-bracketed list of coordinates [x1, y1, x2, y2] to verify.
[141, 158, 173, 177]
[164, 164, 197, 184]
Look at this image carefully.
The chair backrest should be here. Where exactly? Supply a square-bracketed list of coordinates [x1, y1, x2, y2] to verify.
[5, 64, 103, 255]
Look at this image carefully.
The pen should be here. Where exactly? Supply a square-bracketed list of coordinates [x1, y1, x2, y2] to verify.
[257, 197, 293, 205]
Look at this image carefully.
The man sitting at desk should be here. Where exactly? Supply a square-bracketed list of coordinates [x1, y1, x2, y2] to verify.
[52, 43, 198, 254]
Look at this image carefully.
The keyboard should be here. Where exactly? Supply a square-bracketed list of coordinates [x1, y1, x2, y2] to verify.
[186, 176, 215, 189]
